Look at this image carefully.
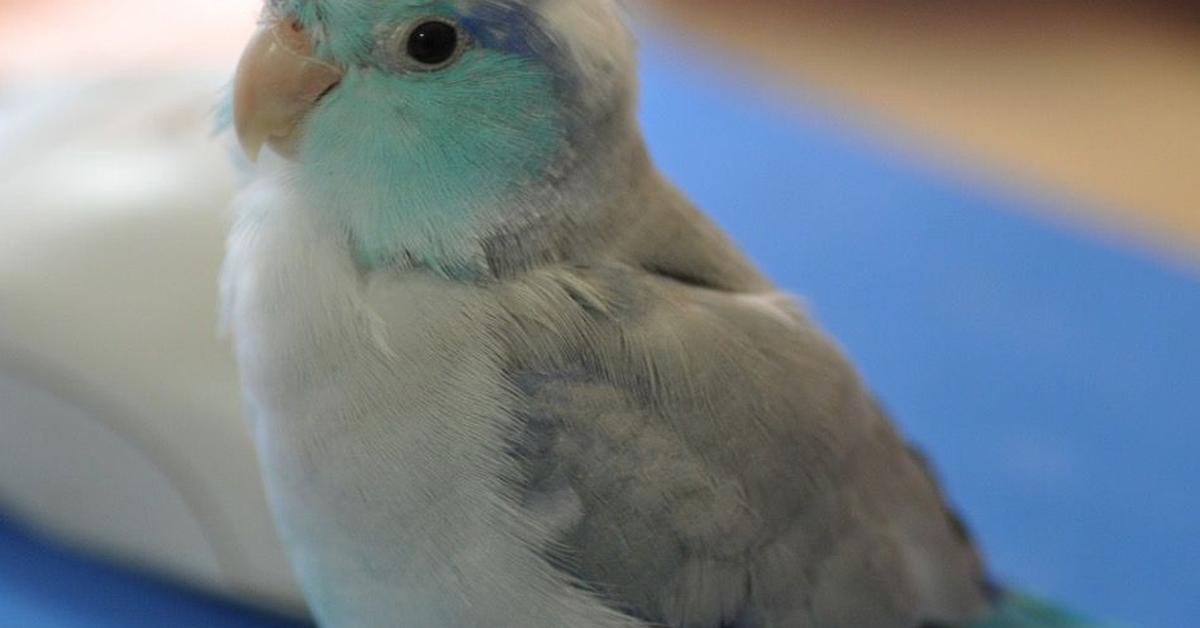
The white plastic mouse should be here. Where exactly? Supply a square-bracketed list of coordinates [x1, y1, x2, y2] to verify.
[0, 74, 305, 615]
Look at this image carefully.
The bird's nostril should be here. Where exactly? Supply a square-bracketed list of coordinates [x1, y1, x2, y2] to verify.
[268, 15, 319, 57]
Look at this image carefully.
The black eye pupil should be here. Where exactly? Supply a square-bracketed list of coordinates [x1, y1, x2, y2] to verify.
[406, 21, 459, 66]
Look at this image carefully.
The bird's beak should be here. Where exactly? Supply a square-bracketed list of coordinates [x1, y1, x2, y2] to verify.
[233, 17, 343, 161]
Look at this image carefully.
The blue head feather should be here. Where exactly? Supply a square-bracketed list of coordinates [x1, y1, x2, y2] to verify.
[255, 0, 625, 275]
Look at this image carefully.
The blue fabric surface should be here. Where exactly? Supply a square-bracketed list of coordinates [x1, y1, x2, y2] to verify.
[2, 33, 1197, 628]
[0, 518, 308, 628]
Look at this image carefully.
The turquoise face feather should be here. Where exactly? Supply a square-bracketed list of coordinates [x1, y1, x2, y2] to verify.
[277, 0, 569, 272]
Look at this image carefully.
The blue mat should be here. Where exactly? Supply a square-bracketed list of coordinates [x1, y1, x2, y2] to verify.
[3, 32, 1197, 628]
[0, 518, 309, 628]
[641, 35, 1199, 628]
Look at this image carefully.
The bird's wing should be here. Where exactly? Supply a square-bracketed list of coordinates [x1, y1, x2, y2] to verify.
[493, 259, 991, 628]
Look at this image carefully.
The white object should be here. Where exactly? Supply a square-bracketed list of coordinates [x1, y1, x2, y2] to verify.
[0, 74, 305, 614]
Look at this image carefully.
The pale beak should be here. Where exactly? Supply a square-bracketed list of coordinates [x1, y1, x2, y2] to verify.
[232, 17, 343, 161]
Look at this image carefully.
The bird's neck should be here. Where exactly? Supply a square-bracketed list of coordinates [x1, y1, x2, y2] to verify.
[298, 123, 653, 280]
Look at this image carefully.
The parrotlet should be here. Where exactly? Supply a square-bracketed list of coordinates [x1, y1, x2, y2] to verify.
[221, 1, 1090, 627]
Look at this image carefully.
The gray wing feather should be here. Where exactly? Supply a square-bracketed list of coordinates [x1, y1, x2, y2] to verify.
[483, 169, 989, 627]
[492, 259, 989, 628]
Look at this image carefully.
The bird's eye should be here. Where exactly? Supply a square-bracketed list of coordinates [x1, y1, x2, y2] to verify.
[402, 18, 465, 70]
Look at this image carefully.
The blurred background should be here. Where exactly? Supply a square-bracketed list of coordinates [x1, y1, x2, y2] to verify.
[1, 1, 1197, 627]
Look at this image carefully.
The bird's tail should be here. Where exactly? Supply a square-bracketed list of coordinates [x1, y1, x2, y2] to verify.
[969, 591, 1100, 628]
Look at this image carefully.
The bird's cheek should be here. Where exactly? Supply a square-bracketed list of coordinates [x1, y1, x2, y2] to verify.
[233, 16, 344, 162]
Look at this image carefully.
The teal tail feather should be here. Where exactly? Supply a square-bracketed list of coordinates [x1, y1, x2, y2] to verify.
[969, 591, 1100, 628]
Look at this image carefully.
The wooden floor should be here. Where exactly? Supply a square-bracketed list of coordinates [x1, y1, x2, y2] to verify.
[650, 1, 1200, 261]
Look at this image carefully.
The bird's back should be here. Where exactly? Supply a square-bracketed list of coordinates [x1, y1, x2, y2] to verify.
[489, 166, 994, 627]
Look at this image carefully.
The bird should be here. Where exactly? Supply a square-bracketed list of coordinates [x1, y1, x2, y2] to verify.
[220, 1, 1093, 626]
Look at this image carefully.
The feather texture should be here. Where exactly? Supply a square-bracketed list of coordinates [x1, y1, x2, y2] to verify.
[223, 1, 1051, 626]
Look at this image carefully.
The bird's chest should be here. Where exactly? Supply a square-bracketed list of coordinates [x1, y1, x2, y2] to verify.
[223, 204, 546, 625]
[235, 266, 507, 523]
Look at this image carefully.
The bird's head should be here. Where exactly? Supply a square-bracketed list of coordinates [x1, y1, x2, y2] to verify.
[232, 0, 639, 273]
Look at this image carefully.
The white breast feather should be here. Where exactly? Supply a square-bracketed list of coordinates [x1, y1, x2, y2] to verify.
[221, 177, 638, 628]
